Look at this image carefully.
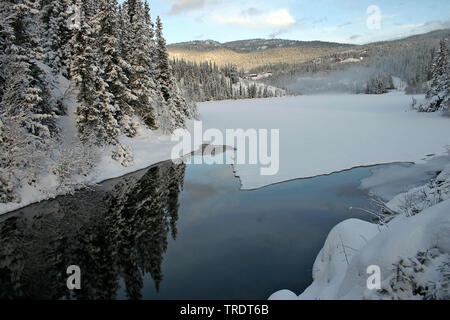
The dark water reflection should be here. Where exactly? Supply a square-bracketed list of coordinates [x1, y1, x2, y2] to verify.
[0, 160, 375, 300]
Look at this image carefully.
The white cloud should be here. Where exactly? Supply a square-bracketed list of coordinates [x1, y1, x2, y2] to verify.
[213, 8, 296, 30]
[263, 9, 296, 28]
[169, 0, 209, 15]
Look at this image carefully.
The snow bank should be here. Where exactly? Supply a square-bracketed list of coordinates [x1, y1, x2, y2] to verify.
[339, 199, 450, 299]
[88, 122, 197, 183]
[199, 93, 450, 190]
[271, 219, 380, 300]
[269, 161, 450, 300]
[269, 199, 450, 300]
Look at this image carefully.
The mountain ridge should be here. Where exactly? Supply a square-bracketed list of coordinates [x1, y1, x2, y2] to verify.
[168, 29, 450, 71]
[168, 38, 353, 53]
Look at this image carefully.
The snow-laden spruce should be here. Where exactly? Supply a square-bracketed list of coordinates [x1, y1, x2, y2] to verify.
[416, 39, 449, 113]
[0, 0, 197, 210]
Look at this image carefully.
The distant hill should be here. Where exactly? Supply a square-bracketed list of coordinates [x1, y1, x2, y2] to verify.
[169, 38, 351, 52]
[168, 39, 354, 70]
[168, 29, 450, 71]
[222, 39, 351, 53]
[168, 40, 223, 52]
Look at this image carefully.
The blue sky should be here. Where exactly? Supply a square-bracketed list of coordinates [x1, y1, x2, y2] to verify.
[126, 0, 450, 44]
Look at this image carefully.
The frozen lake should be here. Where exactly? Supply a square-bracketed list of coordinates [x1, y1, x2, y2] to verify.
[199, 94, 450, 189]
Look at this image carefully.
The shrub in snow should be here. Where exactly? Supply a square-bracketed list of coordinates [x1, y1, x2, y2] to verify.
[387, 169, 450, 217]
[0, 115, 48, 194]
[111, 143, 135, 168]
[50, 138, 99, 193]
[0, 169, 17, 204]
[118, 114, 139, 138]
[370, 248, 450, 300]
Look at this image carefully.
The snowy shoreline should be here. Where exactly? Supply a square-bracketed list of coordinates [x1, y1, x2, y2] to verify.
[269, 155, 450, 300]
[0, 121, 200, 216]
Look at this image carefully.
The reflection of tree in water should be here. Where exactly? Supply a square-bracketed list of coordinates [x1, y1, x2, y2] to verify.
[0, 190, 112, 299]
[0, 161, 185, 299]
[108, 162, 185, 299]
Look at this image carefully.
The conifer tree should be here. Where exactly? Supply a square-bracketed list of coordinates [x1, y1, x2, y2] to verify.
[40, 0, 73, 76]
[71, 0, 116, 144]
[98, 0, 137, 137]
[155, 16, 194, 131]
[122, 0, 158, 129]
[1, 0, 58, 138]
[418, 39, 449, 112]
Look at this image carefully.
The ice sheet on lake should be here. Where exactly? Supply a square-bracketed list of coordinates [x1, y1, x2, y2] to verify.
[359, 156, 450, 201]
[199, 93, 450, 190]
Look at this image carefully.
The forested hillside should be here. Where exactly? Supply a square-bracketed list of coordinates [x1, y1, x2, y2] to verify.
[0, 0, 197, 205]
[169, 29, 449, 95]
[168, 41, 352, 71]
[251, 29, 450, 95]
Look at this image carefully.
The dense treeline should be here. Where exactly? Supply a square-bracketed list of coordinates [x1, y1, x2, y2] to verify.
[365, 75, 395, 95]
[171, 58, 286, 102]
[0, 0, 196, 204]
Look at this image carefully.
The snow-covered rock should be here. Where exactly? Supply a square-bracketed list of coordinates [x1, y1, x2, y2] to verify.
[269, 219, 379, 300]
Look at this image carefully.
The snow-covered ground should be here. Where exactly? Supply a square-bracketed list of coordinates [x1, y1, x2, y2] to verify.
[198, 93, 450, 190]
[269, 156, 450, 300]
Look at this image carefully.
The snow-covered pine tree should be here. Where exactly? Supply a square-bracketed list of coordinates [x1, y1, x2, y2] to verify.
[71, 0, 102, 142]
[155, 16, 195, 132]
[72, 0, 135, 166]
[1, 0, 59, 138]
[71, 0, 117, 144]
[40, 0, 73, 76]
[417, 39, 449, 112]
[122, 0, 159, 130]
[98, 0, 137, 137]
[0, 50, 51, 194]
[155, 17, 173, 104]
[0, 1, 14, 101]
[0, 0, 67, 202]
